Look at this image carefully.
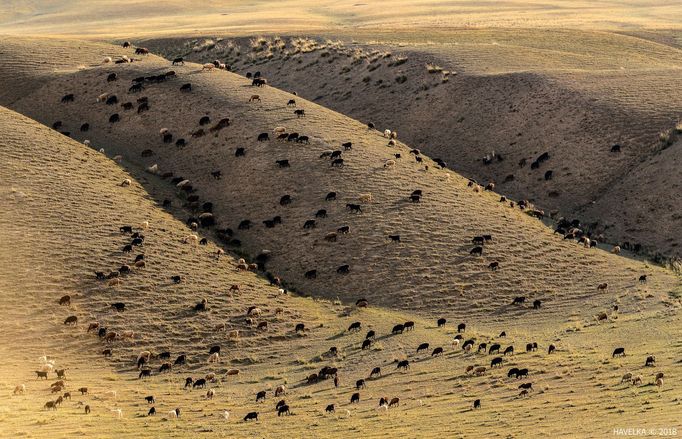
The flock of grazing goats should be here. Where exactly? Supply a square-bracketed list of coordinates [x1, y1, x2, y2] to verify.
[13, 42, 666, 426]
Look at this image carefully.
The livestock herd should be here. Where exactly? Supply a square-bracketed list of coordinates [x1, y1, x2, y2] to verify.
[10, 43, 667, 429]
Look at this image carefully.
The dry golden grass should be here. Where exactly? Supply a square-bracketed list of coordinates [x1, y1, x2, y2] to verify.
[1, 1, 681, 38]
[0, 33, 680, 439]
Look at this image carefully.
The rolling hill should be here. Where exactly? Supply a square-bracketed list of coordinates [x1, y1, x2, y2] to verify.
[146, 30, 682, 259]
[6, 39, 677, 323]
[0, 38, 681, 438]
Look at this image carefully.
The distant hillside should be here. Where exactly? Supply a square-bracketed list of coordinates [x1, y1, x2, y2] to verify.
[145, 31, 682, 258]
[8, 42, 676, 323]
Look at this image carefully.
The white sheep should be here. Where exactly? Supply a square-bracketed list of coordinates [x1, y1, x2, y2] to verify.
[40, 363, 54, 373]
[13, 384, 26, 395]
[176, 179, 190, 187]
[358, 193, 373, 203]
[612, 246, 621, 254]
[159, 128, 169, 135]
[141, 221, 149, 229]
[384, 159, 396, 168]
[383, 129, 391, 138]
[121, 178, 131, 187]
[208, 352, 220, 363]
[183, 234, 199, 244]
[97, 93, 110, 103]
[219, 63, 226, 69]
[273, 126, 286, 134]
[103, 56, 112, 64]
[113, 155, 123, 162]
[452, 339, 460, 348]
[146, 164, 159, 174]
[168, 409, 178, 418]
[121, 55, 131, 63]
[83, 140, 91, 146]
[190, 222, 198, 230]
[377, 404, 388, 412]
[202, 63, 215, 71]
[112, 408, 122, 418]
[222, 411, 230, 420]
[206, 389, 215, 399]
[388, 139, 396, 146]
[390, 131, 397, 139]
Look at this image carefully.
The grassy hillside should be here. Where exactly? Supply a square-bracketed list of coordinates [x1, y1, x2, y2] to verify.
[146, 30, 682, 258]
[7, 41, 677, 323]
[0, 40, 681, 438]
[1, 1, 681, 37]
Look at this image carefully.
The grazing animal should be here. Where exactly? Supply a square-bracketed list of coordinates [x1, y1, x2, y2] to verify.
[645, 355, 656, 367]
[249, 94, 261, 102]
[417, 343, 430, 353]
[533, 299, 542, 309]
[470, 246, 483, 256]
[244, 412, 258, 421]
[473, 399, 481, 409]
[548, 344, 556, 354]
[350, 393, 360, 404]
[397, 360, 410, 370]
[458, 323, 466, 332]
[256, 390, 266, 402]
[612, 347, 626, 358]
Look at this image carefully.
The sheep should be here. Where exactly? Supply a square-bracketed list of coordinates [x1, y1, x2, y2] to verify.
[97, 93, 110, 103]
[273, 126, 286, 134]
[247, 307, 262, 316]
[358, 193, 373, 203]
[13, 384, 26, 395]
[249, 95, 261, 102]
[146, 164, 159, 175]
[176, 179, 191, 187]
[206, 389, 216, 399]
[390, 131, 398, 139]
[103, 56, 112, 63]
[121, 179, 132, 187]
[384, 159, 396, 168]
[388, 139, 396, 146]
[621, 372, 633, 383]
[183, 234, 199, 245]
[655, 377, 663, 388]
[202, 63, 215, 71]
[226, 369, 240, 376]
[113, 155, 123, 162]
[275, 385, 286, 396]
[208, 352, 220, 363]
[384, 129, 391, 137]
[632, 375, 642, 386]
[612, 246, 621, 254]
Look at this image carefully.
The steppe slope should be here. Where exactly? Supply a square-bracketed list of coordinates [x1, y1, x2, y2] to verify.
[149, 30, 682, 257]
[1, 0, 682, 37]
[8, 43, 677, 324]
[0, 39, 681, 438]
[1, 105, 682, 439]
